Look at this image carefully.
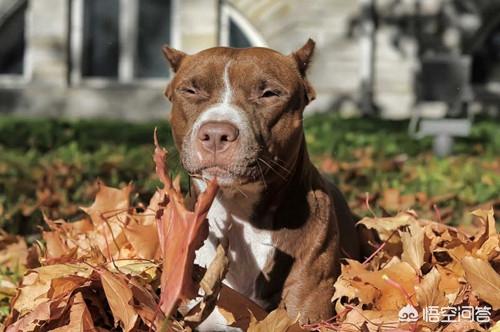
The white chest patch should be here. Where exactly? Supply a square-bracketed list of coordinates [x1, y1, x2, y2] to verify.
[194, 181, 275, 307]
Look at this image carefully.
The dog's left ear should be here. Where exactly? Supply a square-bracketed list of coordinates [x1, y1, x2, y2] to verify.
[290, 38, 315, 77]
[290, 39, 316, 104]
[162, 45, 187, 73]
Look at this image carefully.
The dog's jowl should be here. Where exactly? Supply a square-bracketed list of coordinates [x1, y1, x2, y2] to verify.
[163, 39, 361, 329]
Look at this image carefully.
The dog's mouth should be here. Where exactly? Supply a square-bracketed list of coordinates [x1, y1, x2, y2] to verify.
[190, 163, 259, 187]
[201, 166, 234, 179]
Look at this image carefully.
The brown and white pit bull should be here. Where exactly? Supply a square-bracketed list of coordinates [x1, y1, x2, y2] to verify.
[162, 39, 361, 330]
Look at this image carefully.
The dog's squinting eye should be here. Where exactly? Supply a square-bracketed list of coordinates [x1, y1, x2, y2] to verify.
[260, 89, 281, 98]
[180, 87, 197, 95]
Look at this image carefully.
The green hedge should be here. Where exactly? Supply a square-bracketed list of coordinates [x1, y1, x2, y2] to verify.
[1, 115, 498, 155]
[0, 118, 174, 152]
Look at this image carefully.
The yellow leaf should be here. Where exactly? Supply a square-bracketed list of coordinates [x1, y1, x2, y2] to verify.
[218, 306, 236, 326]
[472, 208, 497, 238]
[443, 320, 486, 332]
[415, 268, 448, 308]
[100, 270, 138, 332]
[337, 259, 418, 311]
[462, 256, 500, 310]
[357, 212, 416, 241]
[105, 259, 158, 281]
[123, 221, 159, 259]
[472, 208, 499, 260]
[200, 244, 229, 297]
[489, 321, 500, 332]
[400, 224, 425, 273]
[340, 307, 400, 332]
[248, 308, 298, 332]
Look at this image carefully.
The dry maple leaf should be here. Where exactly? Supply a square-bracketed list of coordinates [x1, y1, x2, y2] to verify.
[357, 212, 417, 242]
[153, 129, 219, 318]
[123, 220, 159, 259]
[50, 292, 96, 332]
[442, 320, 486, 332]
[248, 308, 299, 332]
[183, 243, 230, 325]
[415, 267, 448, 308]
[472, 208, 499, 261]
[80, 182, 133, 227]
[400, 224, 425, 274]
[462, 256, 500, 310]
[6, 296, 70, 332]
[333, 259, 418, 312]
[0, 230, 28, 271]
[99, 269, 139, 331]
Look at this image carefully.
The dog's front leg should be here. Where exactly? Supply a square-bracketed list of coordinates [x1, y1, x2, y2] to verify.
[280, 221, 341, 323]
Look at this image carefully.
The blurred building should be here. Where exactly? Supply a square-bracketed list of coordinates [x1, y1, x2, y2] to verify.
[0, 0, 499, 120]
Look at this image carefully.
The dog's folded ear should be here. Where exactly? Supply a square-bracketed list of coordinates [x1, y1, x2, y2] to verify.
[162, 45, 187, 72]
[290, 38, 315, 77]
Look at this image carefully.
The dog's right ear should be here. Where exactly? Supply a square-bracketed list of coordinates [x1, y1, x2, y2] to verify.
[162, 45, 187, 73]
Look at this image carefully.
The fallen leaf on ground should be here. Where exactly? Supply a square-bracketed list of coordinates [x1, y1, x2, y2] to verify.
[462, 256, 500, 310]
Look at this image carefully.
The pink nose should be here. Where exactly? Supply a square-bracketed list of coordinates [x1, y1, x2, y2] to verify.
[196, 121, 239, 153]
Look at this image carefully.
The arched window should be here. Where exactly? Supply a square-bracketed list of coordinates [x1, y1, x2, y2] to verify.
[218, 1, 267, 48]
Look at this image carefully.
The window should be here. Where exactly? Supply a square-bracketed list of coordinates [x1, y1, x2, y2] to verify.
[81, 0, 119, 78]
[136, 0, 172, 78]
[0, 0, 27, 75]
[229, 18, 252, 48]
[472, 23, 500, 84]
[218, 2, 267, 48]
[70, 0, 177, 85]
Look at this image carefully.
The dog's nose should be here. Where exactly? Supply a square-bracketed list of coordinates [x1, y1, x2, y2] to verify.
[197, 121, 239, 153]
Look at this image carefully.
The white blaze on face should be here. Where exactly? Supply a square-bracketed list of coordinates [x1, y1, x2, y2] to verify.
[221, 60, 233, 105]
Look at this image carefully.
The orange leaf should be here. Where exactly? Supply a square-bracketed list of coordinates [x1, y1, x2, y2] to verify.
[81, 181, 132, 226]
[153, 130, 219, 318]
[48, 275, 89, 299]
[43, 231, 70, 260]
[50, 292, 96, 332]
[123, 221, 159, 259]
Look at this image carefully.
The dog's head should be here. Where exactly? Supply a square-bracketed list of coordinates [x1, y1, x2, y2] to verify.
[163, 40, 316, 188]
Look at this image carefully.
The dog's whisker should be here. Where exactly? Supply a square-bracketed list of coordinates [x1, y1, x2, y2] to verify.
[269, 154, 290, 167]
[233, 183, 249, 198]
[258, 157, 288, 181]
[256, 160, 268, 189]
[265, 156, 291, 175]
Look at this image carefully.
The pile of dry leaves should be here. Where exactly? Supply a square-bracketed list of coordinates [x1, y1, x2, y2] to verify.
[1, 133, 499, 331]
[320, 208, 500, 332]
